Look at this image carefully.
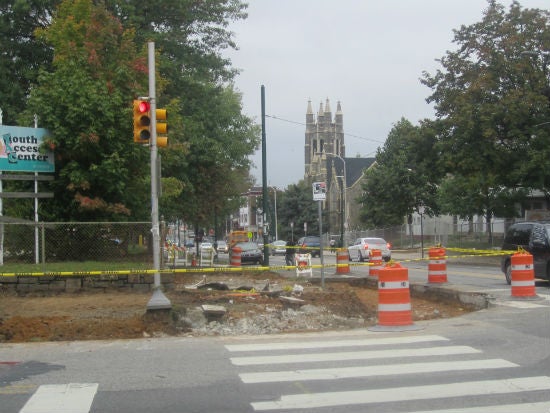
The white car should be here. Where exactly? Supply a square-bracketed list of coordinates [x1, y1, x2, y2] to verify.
[347, 237, 391, 262]
[199, 242, 214, 251]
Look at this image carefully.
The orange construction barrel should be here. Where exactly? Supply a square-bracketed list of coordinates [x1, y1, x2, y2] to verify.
[336, 248, 350, 274]
[368, 262, 422, 332]
[369, 249, 383, 278]
[510, 251, 537, 298]
[231, 246, 242, 267]
[428, 247, 447, 283]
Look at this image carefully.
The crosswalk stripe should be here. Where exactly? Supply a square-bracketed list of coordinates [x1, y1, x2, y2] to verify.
[20, 383, 98, 413]
[239, 358, 517, 383]
[230, 345, 481, 366]
[495, 300, 547, 309]
[250, 376, 550, 411]
[225, 334, 448, 352]
[409, 401, 550, 413]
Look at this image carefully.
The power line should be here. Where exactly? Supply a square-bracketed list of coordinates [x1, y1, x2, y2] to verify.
[265, 114, 386, 144]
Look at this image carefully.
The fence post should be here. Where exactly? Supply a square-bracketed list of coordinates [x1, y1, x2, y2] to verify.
[41, 222, 46, 264]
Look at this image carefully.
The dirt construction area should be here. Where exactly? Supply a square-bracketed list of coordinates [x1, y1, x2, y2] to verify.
[0, 271, 475, 343]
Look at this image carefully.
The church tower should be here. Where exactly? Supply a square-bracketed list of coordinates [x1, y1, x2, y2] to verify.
[304, 99, 345, 182]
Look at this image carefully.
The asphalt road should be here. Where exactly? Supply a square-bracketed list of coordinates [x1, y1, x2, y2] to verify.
[2, 251, 550, 412]
[2, 305, 550, 412]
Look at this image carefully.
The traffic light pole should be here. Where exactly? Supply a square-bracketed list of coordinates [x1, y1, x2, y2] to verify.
[146, 41, 172, 311]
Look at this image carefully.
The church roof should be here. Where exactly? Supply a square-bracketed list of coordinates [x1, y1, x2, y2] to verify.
[345, 157, 375, 187]
[325, 156, 375, 188]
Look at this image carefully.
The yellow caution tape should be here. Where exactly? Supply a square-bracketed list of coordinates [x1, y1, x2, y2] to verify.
[0, 247, 518, 278]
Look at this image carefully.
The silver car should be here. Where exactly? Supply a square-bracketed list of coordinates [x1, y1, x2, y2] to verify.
[270, 240, 287, 256]
[216, 240, 229, 253]
[348, 237, 391, 262]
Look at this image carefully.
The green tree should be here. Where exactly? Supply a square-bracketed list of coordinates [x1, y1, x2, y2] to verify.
[0, 0, 57, 125]
[358, 118, 441, 228]
[105, 0, 258, 227]
[422, 1, 550, 240]
[21, 0, 149, 221]
[6, 0, 258, 225]
[278, 180, 321, 241]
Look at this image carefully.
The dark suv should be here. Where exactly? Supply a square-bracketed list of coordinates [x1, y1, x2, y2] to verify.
[297, 236, 321, 257]
[501, 221, 550, 284]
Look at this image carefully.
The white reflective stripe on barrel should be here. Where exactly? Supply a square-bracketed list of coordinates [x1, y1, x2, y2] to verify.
[378, 303, 412, 311]
[511, 280, 535, 287]
[428, 270, 447, 275]
[429, 259, 446, 264]
[378, 281, 409, 289]
[511, 264, 533, 270]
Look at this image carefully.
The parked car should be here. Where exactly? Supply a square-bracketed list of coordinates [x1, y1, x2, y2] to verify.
[234, 241, 264, 265]
[270, 240, 287, 256]
[200, 242, 214, 251]
[297, 236, 321, 257]
[216, 240, 229, 254]
[501, 221, 550, 284]
[348, 237, 391, 262]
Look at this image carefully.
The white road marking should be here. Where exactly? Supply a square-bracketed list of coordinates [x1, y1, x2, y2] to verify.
[251, 376, 550, 411]
[20, 383, 98, 413]
[230, 345, 481, 366]
[240, 358, 517, 383]
[409, 401, 550, 413]
[495, 300, 548, 309]
[225, 334, 448, 352]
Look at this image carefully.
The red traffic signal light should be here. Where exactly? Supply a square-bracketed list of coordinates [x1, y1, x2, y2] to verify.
[133, 100, 151, 143]
[138, 101, 150, 113]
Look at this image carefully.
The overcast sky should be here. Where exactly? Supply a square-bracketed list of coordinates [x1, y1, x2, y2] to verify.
[224, 0, 549, 189]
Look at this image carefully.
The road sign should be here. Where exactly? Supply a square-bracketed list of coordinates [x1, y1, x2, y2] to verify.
[312, 182, 326, 201]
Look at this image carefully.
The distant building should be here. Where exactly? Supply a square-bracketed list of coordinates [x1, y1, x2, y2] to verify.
[304, 99, 374, 241]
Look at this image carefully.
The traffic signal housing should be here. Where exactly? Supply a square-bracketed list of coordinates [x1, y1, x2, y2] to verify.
[133, 100, 151, 143]
[156, 108, 168, 147]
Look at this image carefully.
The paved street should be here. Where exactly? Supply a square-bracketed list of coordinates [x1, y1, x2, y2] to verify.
[2, 250, 550, 412]
[2, 306, 550, 413]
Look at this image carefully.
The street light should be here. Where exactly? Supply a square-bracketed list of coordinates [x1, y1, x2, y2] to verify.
[317, 151, 346, 248]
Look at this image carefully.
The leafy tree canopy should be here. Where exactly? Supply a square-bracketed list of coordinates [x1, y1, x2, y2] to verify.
[278, 180, 321, 241]
[4, 0, 258, 225]
[358, 118, 441, 228]
[422, 0, 550, 223]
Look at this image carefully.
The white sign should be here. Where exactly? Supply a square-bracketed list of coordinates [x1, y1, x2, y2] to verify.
[312, 182, 326, 201]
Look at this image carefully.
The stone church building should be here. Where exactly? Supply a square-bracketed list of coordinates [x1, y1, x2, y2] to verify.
[304, 99, 375, 243]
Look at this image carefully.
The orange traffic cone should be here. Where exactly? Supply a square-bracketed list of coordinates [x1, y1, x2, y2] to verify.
[369, 262, 423, 332]
[335, 248, 350, 275]
[510, 251, 540, 300]
[428, 247, 447, 283]
[369, 249, 383, 278]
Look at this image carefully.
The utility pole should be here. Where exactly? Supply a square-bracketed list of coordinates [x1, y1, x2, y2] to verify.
[261, 85, 269, 266]
[146, 41, 171, 311]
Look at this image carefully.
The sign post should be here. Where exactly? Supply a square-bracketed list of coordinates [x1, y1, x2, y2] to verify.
[312, 182, 326, 287]
[0, 125, 55, 265]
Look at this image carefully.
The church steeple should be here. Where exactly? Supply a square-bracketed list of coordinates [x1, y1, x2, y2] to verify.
[304, 98, 344, 180]
[325, 98, 331, 115]
[306, 100, 313, 115]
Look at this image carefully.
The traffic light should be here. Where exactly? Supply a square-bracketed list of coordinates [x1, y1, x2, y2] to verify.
[156, 108, 168, 147]
[133, 99, 151, 143]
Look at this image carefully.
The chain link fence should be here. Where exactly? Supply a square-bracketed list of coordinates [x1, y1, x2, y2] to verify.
[0, 222, 155, 265]
[0, 218, 509, 268]
[345, 219, 507, 250]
